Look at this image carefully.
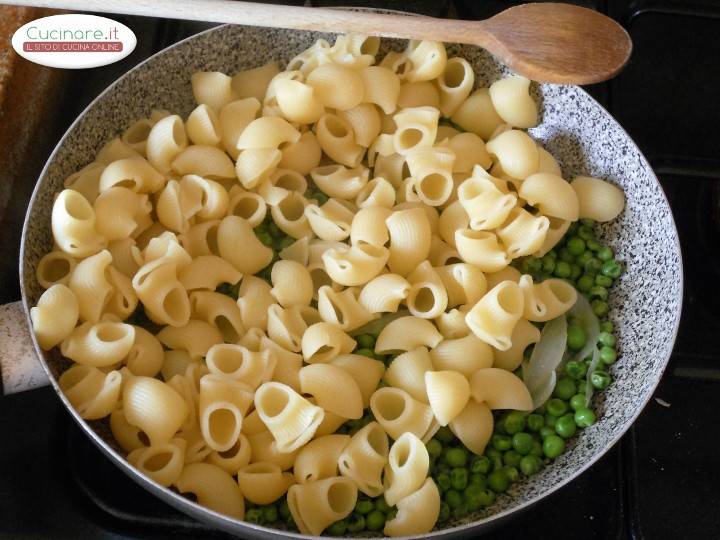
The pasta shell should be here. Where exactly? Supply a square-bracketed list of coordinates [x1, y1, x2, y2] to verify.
[449, 399, 494, 455]
[429, 333, 494, 376]
[175, 462, 245, 519]
[470, 368, 533, 411]
[384, 347, 433, 403]
[287, 476, 357, 536]
[425, 370, 470, 426]
[383, 432, 429, 506]
[338, 421, 388, 496]
[299, 363, 364, 419]
[59, 365, 122, 419]
[237, 462, 294, 504]
[294, 434, 350, 484]
[31, 284, 79, 350]
[128, 438, 186, 487]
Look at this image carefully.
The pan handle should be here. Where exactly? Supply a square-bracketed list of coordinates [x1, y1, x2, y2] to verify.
[0, 301, 50, 395]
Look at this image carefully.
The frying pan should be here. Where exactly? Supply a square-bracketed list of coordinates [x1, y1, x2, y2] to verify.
[0, 22, 682, 539]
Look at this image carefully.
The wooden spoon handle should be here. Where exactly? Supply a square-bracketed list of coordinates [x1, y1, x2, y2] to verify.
[2, 0, 493, 41]
[4, 0, 630, 84]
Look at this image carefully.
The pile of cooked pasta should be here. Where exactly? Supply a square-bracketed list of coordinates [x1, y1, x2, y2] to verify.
[30, 33, 626, 536]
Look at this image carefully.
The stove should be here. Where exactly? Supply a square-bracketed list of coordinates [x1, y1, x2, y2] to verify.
[0, 1, 718, 538]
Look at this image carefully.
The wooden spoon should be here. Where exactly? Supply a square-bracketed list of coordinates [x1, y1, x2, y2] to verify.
[5, 0, 632, 84]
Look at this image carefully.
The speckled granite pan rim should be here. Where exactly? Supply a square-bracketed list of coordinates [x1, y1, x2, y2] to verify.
[18, 20, 682, 540]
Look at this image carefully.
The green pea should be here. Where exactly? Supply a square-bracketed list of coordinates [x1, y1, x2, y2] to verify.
[278, 235, 295, 249]
[566, 237, 586, 256]
[356, 499, 374, 515]
[526, 414, 544, 433]
[554, 261, 571, 278]
[584, 257, 602, 275]
[346, 513, 366, 533]
[546, 398, 568, 417]
[435, 426, 455, 444]
[257, 265, 272, 282]
[591, 299, 610, 317]
[485, 446, 502, 462]
[279, 499, 291, 520]
[488, 470, 510, 493]
[469, 473, 487, 488]
[502, 411, 526, 434]
[543, 435, 566, 458]
[601, 259, 623, 278]
[491, 434, 512, 452]
[570, 264, 582, 280]
[554, 377, 577, 400]
[555, 414, 577, 439]
[445, 447, 468, 468]
[577, 274, 595, 292]
[452, 503, 469, 519]
[445, 489, 463, 509]
[366, 510, 385, 531]
[544, 414, 557, 427]
[438, 502, 450, 523]
[566, 325, 587, 351]
[595, 274, 613, 288]
[355, 348, 375, 359]
[511, 432, 534, 455]
[450, 467, 468, 490]
[574, 407, 597, 427]
[314, 192, 329, 205]
[541, 255, 556, 273]
[436, 462, 450, 475]
[569, 393, 586, 411]
[255, 230, 274, 247]
[436, 472, 451, 492]
[523, 257, 541, 274]
[600, 320, 614, 333]
[356, 334, 376, 349]
[530, 440, 544, 457]
[520, 454, 542, 476]
[477, 488, 496, 507]
[261, 504, 278, 523]
[567, 222, 580, 235]
[503, 466, 519, 482]
[589, 286, 609, 301]
[386, 508, 397, 521]
[600, 346, 617, 365]
[370, 497, 388, 514]
[578, 225, 595, 241]
[426, 438, 443, 459]
[502, 450, 521, 468]
[267, 221, 282, 238]
[470, 455, 490, 474]
[591, 370, 612, 389]
[585, 238, 601, 252]
[596, 245, 613, 261]
[598, 331, 617, 348]
[558, 248, 575, 263]
[464, 484, 485, 511]
[326, 519, 347, 535]
[565, 360, 587, 380]
[576, 251, 594, 266]
[485, 448, 503, 470]
[245, 508, 262, 523]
